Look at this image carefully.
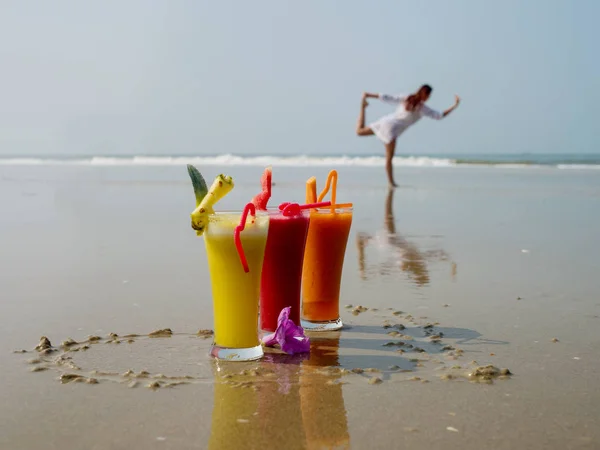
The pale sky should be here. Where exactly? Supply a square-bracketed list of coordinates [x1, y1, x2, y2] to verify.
[0, 0, 598, 156]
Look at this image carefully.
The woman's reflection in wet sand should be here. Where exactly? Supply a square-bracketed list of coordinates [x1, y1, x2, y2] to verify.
[300, 334, 350, 450]
[357, 188, 456, 286]
[208, 355, 307, 450]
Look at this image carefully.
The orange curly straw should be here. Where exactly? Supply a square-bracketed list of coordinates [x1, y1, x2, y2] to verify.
[317, 170, 337, 205]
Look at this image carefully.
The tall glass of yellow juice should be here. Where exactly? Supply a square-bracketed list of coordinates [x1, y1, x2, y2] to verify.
[204, 210, 269, 361]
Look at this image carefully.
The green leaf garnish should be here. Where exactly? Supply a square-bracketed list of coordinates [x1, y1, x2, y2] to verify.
[187, 164, 209, 207]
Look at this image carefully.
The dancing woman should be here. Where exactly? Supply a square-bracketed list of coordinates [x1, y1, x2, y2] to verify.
[356, 85, 460, 188]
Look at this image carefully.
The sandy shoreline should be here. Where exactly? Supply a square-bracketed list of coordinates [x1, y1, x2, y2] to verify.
[1, 165, 599, 449]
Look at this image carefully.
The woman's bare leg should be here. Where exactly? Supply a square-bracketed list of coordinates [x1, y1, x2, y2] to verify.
[356, 96, 374, 136]
[385, 139, 398, 188]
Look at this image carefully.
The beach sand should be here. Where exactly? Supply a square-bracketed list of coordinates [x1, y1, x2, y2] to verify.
[1, 164, 599, 449]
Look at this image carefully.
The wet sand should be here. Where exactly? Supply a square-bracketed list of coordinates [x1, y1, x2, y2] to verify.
[1, 165, 600, 449]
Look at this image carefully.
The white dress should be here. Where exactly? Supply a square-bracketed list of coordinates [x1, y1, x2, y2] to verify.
[368, 93, 443, 144]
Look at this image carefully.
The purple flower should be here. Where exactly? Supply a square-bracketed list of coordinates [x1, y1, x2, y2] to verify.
[262, 307, 310, 355]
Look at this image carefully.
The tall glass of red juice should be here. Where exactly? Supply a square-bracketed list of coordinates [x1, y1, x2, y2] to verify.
[259, 209, 310, 332]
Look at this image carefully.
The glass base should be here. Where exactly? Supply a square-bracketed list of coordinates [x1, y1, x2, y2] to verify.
[209, 342, 264, 361]
[301, 317, 343, 331]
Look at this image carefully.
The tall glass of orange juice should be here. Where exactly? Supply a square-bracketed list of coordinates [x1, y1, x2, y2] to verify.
[301, 171, 352, 331]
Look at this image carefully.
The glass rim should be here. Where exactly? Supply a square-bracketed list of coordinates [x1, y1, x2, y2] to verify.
[310, 206, 353, 213]
[207, 205, 352, 215]
[263, 206, 310, 216]
[207, 209, 270, 216]
[264, 206, 352, 215]
[267, 204, 353, 211]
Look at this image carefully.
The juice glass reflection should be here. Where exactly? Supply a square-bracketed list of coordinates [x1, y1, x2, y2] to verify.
[208, 362, 260, 450]
[300, 335, 350, 449]
[208, 357, 307, 450]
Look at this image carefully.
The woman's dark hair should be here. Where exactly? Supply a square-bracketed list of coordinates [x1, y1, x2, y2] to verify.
[405, 84, 433, 112]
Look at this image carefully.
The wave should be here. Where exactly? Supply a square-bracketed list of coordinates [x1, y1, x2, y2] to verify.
[556, 164, 600, 170]
[0, 154, 599, 169]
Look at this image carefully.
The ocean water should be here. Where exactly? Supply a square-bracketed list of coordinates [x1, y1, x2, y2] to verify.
[1, 152, 600, 169]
